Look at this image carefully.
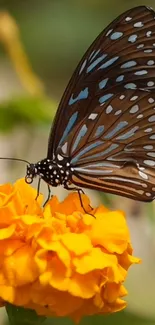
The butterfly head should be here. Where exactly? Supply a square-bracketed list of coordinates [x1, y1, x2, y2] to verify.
[25, 163, 38, 184]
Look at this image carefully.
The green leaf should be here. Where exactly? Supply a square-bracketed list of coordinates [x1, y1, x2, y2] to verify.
[6, 303, 46, 325]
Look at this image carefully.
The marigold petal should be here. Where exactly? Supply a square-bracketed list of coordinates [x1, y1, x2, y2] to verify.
[41, 257, 71, 291]
[68, 272, 99, 298]
[13, 285, 32, 305]
[119, 285, 128, 297]
[34, 249, 47, 273]
[118, 250, 141, 270]
[103, 298, 127, 313]
[0, 285, 32, 306]
[90, 211, 130, 253]
[0, 224, 16, 239]
[73, 248, 117, 274]
[14, 178, 43, 214]
[0, 183, 13, 196]
[0, 285, 15, 304]
[29, 290, 83, 317]
[0, 192, 23, 222]
[61, 233, 92, 255]
[3, 245, 40, 286]
[103, 283, 125, 303]
[49, 193, 90, 215]
[0, 239, 25, 257]
[44, 196, 59, 215]
[93, 292, 104, 309]
[0, 179, 140, 322]
[106, 264, 127, 283]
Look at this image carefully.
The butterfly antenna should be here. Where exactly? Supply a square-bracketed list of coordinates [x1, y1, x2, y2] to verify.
[0, 157, 30, 165]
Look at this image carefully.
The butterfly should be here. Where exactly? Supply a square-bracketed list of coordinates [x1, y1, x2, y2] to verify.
[25, 5, 155, 203]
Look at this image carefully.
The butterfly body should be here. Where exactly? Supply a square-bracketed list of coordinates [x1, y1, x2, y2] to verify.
[25, 6, 155, 202]
[26, 158, 72, 188]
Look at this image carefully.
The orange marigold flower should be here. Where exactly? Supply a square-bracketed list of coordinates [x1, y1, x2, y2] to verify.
[0, 178, 140, 323]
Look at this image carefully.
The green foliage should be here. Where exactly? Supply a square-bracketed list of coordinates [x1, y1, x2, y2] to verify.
[46, 311, 155, 325]
[45, 311, 155, 325]
[5, 306, 155, 325]
[0, 96, 57, 132]
[6, 304, 46, 325]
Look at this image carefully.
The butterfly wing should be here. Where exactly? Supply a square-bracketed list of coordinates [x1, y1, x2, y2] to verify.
[48, 5, 155, 159]
[57, 89, 155, 201]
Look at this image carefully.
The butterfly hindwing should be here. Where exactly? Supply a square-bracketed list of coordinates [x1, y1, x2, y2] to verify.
[57, 89, 155, 201]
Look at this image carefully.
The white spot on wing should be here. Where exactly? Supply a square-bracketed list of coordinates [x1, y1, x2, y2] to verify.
[61, 142, 68, 154]
[115, 109, 122, 115]
[137, 114, 143, 119]
[57, 154, 64, 161]
[148, 98, 155, 103]
[148, 115, 155, 122]
[128, 35, 137, 43]
[125, 17, 132, 21]
[134, 22, 144, 27]
[137, 44, 144, 48]
[147, 81, 154, 87]
[121, 60, 137, 69]
[79, 59, 87, 75]
[146, 31, 152, 37]
[147, 152, 155, 157]
[130, 95, 138, 101]
[106, 105, 113, 114]
[119, 95, 125, 100]
[147, 60, 154, 65]
[143, 145, 153, 150]
[130, 105, 139, 113]
[139, 171, 148, 180]
[144, 49, 153, 53]
[144, 160, 155, 166]
[110, 32, 123, 40]
[145, 128, 152, 133]
[135, 70, 148, 75]
[88, 113, 98, 120]
[106, 29, 113, 36]
[125, 83, 136, 89]
[116, 75, 124, 82]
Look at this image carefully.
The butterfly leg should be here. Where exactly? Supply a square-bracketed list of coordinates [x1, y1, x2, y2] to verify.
[43, 184, 52, 207]
[64, 184, 94, 216]
[77, 189, 94, 217]
[35, 177, 41, 201]
[36, 179, 52, 206]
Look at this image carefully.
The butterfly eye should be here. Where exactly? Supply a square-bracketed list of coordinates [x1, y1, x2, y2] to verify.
[25, 164, 37, 184]
[25, 176, 33, 184]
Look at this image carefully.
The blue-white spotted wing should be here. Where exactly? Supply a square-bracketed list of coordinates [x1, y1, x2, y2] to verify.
[57, 89, 155, 201]
[48, 5, 155, 159]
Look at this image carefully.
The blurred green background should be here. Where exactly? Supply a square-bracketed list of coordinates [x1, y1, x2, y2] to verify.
[0, 0, 155, 324]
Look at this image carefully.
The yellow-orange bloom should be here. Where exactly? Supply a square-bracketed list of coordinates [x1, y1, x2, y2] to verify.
[0, 178, 140, 322]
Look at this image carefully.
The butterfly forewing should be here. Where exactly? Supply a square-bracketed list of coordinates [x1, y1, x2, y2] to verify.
[48, 5, 155, 160]
[57, 89, 155, 201]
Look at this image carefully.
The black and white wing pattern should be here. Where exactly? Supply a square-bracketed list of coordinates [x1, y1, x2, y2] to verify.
[57, 89, 155, 201]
